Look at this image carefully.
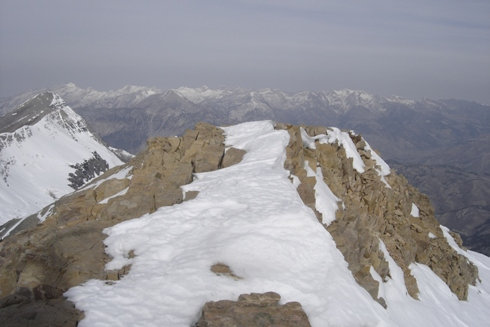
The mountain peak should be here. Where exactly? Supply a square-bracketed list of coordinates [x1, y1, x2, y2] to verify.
[0, 92, 124, 227]
[0, 92, 59, 134]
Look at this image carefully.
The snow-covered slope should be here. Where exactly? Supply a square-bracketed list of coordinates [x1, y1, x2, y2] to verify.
[0, 92, 123, 227]
[65, 121, 490, 327]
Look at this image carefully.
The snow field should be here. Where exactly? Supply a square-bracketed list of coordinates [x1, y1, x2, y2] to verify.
[66, 121, 388, 326]
[65, 121, 490, 327]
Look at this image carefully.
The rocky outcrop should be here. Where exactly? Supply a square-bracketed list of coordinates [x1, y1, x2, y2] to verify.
[194, 292, 311, 327]
[0, 122, 237, 326]
[277, 123, 478, 305]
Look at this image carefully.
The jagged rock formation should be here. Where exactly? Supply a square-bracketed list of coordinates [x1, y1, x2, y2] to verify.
[0, 122, 484, 326]
[276, 124, 478, 303]
[194, 292, 311, 327]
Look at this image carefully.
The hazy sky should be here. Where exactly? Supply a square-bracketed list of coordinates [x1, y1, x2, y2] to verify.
[1, 0, 489, 103]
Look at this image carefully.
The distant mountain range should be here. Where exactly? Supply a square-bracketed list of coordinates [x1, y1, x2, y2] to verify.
[1, 84, 489, 254]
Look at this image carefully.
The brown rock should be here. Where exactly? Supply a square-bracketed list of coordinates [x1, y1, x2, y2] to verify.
[194, 292, 311, 327]
[276, 123, 479, 304]
[0, 122, 228, 324]
[222, 147, 246, 168]
[210, 263, 242, 280]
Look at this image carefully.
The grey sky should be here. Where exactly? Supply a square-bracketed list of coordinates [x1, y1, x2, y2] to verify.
[1, 0, 489, 103]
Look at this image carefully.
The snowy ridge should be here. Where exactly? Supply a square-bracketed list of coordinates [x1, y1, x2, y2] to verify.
[66, 121, 490, 327]
[0, 83, 415, 113]
[0, 92, 123, 226]
[173, 86, 227, 104]
[53, 82, 161, 108]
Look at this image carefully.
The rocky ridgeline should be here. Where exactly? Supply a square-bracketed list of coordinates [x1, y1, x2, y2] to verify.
[0, 122, 479, 326]
[277, 123, 478, 305]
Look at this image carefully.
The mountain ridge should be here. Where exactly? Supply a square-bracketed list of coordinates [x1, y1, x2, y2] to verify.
[0, 92, 124, 233]
[0, 83, 437, 117]
[0, 121, 488, 326]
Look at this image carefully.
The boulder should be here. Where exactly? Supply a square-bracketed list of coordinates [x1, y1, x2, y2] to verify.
[194, 292, 311, 327]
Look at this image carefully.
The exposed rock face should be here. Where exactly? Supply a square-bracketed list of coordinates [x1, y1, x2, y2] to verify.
[0, 122, 231, 326]
[195, 292, 311, 327]
[388, 161, 490, 256]
[276, 123, 478, 304]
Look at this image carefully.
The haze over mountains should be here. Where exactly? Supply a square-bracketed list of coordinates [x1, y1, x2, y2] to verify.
[2, 83, 488, 254]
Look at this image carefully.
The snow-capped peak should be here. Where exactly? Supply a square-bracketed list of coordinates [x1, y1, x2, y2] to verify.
[173, 86, 226, 103]
[0, 92, 124, 228]
[324, 89, 380, 111]
[51, 83, 161, 108]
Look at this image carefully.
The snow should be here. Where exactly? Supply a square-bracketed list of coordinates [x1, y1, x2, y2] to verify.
[428, 232, 436, 239]
[66, 121, 388, 326]
[290, 174, 301, 188]
[50, 92, 66, 108]
[324, 89, 383, 112]
[0, 218, 25, 240]
[321, 127, 365, 173]
[0, 95, 123, 225]
[300, 127, 318, 149]
[363, 139, 391, 188]
[54, 83, 162, 109]
[0, 204, 57, 239]
[174, 86, 225, 104]
[99, 187, 129, 204]
[411, 203, 420, 218]
[37, 204, 54, 223]
[300, 127, 365, 173]
[78, 166, 132, 192]
[65, 121, 490, 327]
[304, 161, 341, 226]
[109, 146, 134, 159]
